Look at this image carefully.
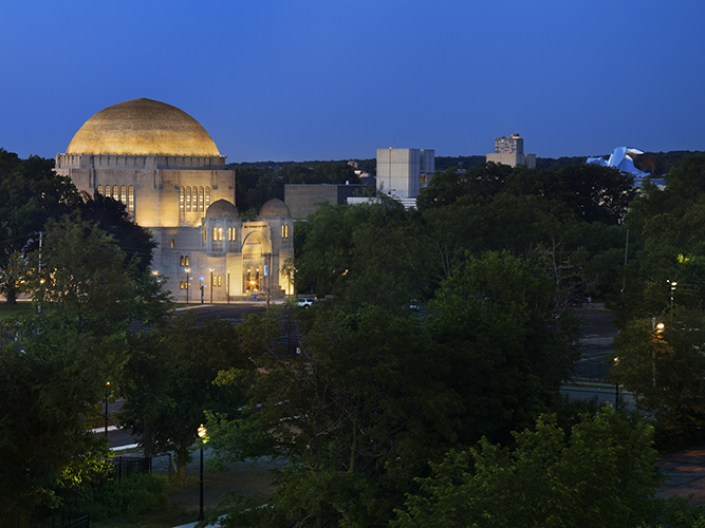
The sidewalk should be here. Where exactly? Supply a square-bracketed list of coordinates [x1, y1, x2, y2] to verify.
[657, 446, 705, 503]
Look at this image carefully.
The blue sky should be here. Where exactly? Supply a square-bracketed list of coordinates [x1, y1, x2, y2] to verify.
[1, 0, 703, 162]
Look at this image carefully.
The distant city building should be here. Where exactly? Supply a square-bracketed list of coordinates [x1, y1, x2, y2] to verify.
[586, 147, 661, 188]
[486, 134, 536, 168]
[285, 183, 374, 219]
[376, 148, 435, 198]
[56, 98, 294, 301]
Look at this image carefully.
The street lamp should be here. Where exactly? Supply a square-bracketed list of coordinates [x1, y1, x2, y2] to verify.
[668, 280, 677, 310]
[104, 381, 111, 438]
[209, 268, 214, 304]
[613, 358, 619, 410]
[197, 424, 207, 521]
[185, 267, 191, 304]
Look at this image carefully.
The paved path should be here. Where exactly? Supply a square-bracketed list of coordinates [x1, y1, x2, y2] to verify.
[657, 447, 705, 503]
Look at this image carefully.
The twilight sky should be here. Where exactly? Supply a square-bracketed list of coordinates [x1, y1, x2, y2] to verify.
[1, 0, 703, 163]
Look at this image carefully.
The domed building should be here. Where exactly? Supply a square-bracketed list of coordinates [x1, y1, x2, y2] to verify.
[56, 98, 293, 301]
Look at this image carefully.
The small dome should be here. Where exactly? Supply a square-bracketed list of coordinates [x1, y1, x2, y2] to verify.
[206, 199, 239, 218]
[259, 198, 291, 217]
[66, 98, 220, 156]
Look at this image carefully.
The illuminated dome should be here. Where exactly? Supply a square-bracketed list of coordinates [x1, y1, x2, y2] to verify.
[65, 98, 220, 156]
[206, 200, 239, 218]
[260, 198, 291, 217]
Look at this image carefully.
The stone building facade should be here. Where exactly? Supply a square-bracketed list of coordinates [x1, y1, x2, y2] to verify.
[55, 98, 294, 301]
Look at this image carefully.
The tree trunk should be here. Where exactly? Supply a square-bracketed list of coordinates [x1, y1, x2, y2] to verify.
[5, 288, 17, 306]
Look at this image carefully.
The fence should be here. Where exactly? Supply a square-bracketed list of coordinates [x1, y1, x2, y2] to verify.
[108, 455, 151, 481]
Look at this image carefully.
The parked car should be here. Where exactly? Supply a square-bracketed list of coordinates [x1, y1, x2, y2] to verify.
[297, 297, 316, 308]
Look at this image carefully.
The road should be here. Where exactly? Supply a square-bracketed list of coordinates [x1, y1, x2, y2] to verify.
[103, 302, 629, 448]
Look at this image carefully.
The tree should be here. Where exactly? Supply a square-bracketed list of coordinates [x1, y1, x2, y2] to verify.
[427, 251, 580, 446]
[121, 314, 252, 476]
[0, 212, 169, 525]
[393, 407, 663, 528]
[0, 149, 79, 304]
[295, 200, 430, 311]
[611, 308, 705, 443]
[76, 191, 157, 272]
[208, 306, 462, 527]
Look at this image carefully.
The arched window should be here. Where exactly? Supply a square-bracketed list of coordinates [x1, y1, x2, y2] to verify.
[205, 186, 211, 208]
[97, 185, 103, 195]
[128, 186, 134, 211]
[186, 187, 192, 212]
[180, 256, 184, 266]
[171, 239, 175, 249]
[217, 275, 222, 287]
[199, 186, 205, 211]
[179, 187, 185, 211]
[228, 227, 236, 241]
[121, 185, 127, 204]
[282, 224, 290, 238]
[213, 226, 223, 241]
[112, 185, 119, 199]
[180, 281, 184, 289]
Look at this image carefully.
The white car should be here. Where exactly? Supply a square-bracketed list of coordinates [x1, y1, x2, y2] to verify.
[297, 297, 316, 308]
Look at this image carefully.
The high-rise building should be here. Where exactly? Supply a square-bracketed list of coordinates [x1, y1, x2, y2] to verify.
[486, 134, 536, 168]
[376, 148, 435, 198]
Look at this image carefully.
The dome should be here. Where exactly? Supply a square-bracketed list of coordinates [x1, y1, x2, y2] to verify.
[259, 198, 291, 217]
[65, 98, 221, 156]
[206, 199, 239, 218]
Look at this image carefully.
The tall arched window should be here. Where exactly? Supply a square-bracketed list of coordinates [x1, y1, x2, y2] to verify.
[179, 187, 185, 211]
[212, 226, 223, 241]
[128, 186, 134, 211]
[228, 227, 236, 241]
[205, 186, 211, 208]
[97, 185, 103, 195]
[199, 186, 205, 211]
[112, 185, 119, 199]
[186, 187, 192, 212]
[121, 185, 127, 204]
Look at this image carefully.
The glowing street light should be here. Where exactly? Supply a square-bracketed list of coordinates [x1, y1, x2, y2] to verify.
[197, 424, 207, 521]
[185, 267, 191, 304]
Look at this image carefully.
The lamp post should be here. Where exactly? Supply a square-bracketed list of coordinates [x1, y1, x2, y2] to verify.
[613, 357, 619, 410]
[209, 268, 214, 304]
[104, 381, 111, 438]
[185, 267, 191, 304]
[197, 424, 207, 521]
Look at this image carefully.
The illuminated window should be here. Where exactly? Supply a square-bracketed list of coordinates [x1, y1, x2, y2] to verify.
[205, 186, 211, 208]
[180, 256, 184, 266]
[199, 186, 204, 211]
[180, 281, 184, 289]
[128, 186, 134, 211]
[228, 227, 236, 241]
[121, 185, 127, 204]
[171, 239, 175, 249]
[282, 224, 290, 238]
[113, 185, 119, 200]
[179, 187, 185, 211]
[212, 274, 217, 287]
[186, 187, 192, 212]
[97, 185, 103, 195]
[185, 255, 189, 266]
[217, 275, 222, 287]
[213, 226, 223, 241]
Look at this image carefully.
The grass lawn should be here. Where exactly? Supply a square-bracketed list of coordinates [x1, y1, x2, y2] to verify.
[0, 301, 33, 320]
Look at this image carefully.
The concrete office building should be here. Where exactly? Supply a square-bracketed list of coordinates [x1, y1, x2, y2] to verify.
[285, 183, 374, 219]
[376, 148, 435, 198]
[486, 134, 536, 168]
[56, 98, 294, 301]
